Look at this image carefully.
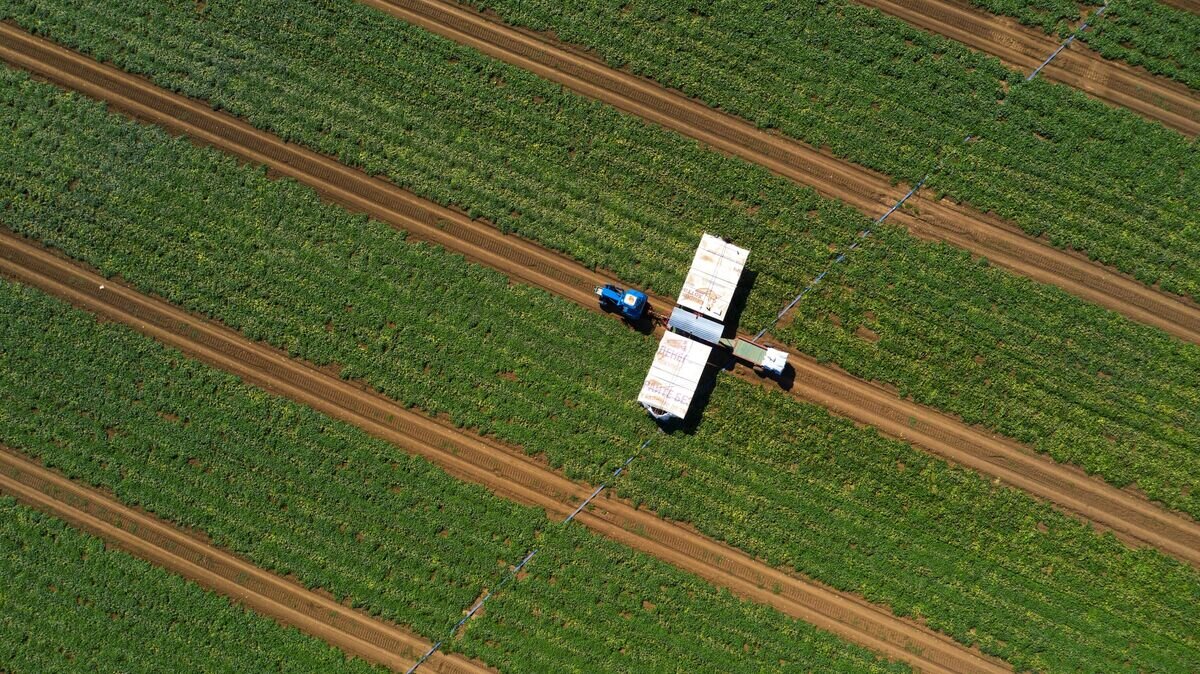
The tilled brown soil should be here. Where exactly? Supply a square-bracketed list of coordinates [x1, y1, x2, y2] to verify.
[0, 447, 489, 674]
[1, 25, 1197, 573]
[360, 0, 1200, 344]
[1156, 0, 1199, 14]
[857, 0, 1200, 136]
[0, 232, 1007, 674]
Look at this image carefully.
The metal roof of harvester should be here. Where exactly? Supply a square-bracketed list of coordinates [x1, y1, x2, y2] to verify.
[676, 233, 749, 322]
[667, 306, 724, 345]
[637, 332, 713, 419]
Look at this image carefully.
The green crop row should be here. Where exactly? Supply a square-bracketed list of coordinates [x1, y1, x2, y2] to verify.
[952, 0, 1199, 91]
[456, 0, 1200, 293]
[0, 279, 902, 674]
[0, 497, 383, 673]
[2, 67, 1197, 672]
[1081, 0, 1200, 90]
[1, 1, 1197, 517]
[954, 0, 1086, 33]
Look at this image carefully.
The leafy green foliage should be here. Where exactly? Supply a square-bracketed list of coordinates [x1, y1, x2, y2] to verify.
[457, 0, 1200, 295]
[0, 2, 1197, 518]
[955, 0, 1084, 33]
[0, 497, 384, 673]
[1082, 0, 1200, 90]
[953, 0, 1199, 91]
[775, 232, 1200, 513]
[1, 69, 1198, 671]
[649, 382, 1200, 673]
[0, 282, 902, 673]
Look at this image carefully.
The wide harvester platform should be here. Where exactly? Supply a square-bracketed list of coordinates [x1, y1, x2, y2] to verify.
[676, 233, 748, 322]
[637, 332, 712, 422]
[638, 234, 787, 422]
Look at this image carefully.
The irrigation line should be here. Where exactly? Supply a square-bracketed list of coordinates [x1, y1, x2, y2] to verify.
[564, 454, 637, 524]
[1027, 4, 1109, 82]
[409, 7, 1116, 670]
[406, 439, 651, 673]
[755, 1, 1111, 340]
[752, 171, 932, 341]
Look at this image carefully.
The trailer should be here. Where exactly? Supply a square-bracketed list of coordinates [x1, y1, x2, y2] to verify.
[721, 337, 789, 376]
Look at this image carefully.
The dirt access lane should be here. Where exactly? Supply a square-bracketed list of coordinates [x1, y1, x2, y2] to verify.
[2, 25, 1197, 572]
[1157, 0, 1200, 14]
[0, 447, 489, 674]
[857, 0, 1200, 136]
[0, 233, 1007, 674]
[361, 0, 1200, 344]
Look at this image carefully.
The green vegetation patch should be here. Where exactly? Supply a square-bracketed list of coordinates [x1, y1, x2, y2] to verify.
[0, 68, 1198, 671]
[0, 497, 383, 673]
[1083, 0, 1200, 91]
[952, 0, 1199, 91]
[957, 0, 1085, 34]
[0, 3, 1197, 518]
[459, 0, 1199, 291]
[0, 282, 902, 673]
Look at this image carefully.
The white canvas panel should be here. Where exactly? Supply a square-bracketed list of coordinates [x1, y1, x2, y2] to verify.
[637, 333, 712, 419]
[676, 233, 749, 321]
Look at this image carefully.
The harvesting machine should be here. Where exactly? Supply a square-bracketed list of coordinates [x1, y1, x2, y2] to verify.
[635, 234, 788, 422]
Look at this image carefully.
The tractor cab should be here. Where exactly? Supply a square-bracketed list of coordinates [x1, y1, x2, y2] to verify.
[596, 284, 647, 321]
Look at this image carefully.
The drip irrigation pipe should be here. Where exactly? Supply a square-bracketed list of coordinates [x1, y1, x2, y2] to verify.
[755, 1, 1111, 340]
[406, 440, 650, 672]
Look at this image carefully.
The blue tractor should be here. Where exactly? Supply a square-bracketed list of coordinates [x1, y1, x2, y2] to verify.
[596, 284, 648, 321]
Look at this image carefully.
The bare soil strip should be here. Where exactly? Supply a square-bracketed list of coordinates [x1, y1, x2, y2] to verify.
[0, 234, 1006, 674]
[0, 447, 489, 674]
[1156, 0, 1200, 15]
[1, 25, 1197, 570]
[357, 0, 1200, 344]
[857, 0, 1200, 136]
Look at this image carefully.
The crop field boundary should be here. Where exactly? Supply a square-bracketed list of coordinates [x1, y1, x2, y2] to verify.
[755, 0, 1105, 336]
[1025, 2, 1109, 81]
[0, 230, 1010, 674]
[406, 452, 642, 673]
[0, 445, 488, 674]
[1, 25, 1197, 571]
[855, 0, 1200, 135]
[1160, 0, 1200, 13]
[756, 158, 947, 339]
[354, 0, 1200, 344]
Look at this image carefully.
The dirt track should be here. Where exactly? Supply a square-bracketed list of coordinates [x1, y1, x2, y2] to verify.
[1156, 0, 1200, 14]
[1, 25, 1197, 572]
[360, 0, 1200, 344]
[0, 232, 1008, 674]
[0, 447, 488, 674]
[857, 0, 1200, 136]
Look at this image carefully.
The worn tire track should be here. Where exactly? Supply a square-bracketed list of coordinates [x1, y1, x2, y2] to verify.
[856, 0, 1200, 136]
[0, 447, 490, 674]
[0, 233, 1007, 674]
[1, 25, 1197, 572]
[359, 0, 1200, 344]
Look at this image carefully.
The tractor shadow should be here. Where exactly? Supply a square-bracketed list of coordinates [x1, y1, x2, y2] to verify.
[723, 267, 794, 392]
[599, 301, 657, 336]
[733, 357, 796, 392]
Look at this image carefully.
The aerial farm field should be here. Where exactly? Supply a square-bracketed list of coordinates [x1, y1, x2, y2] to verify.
[0, 0, 1196, 673]
[955, 0, 1200, 89]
